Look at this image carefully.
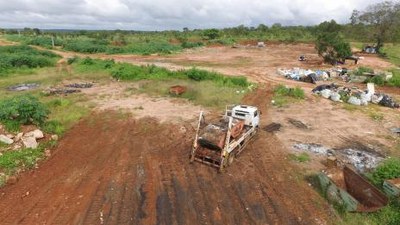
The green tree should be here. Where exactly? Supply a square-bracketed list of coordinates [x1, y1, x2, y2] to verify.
[351, 1, 400, 52]
[203, 29, 220, 40]
[315, 20, 352, 65]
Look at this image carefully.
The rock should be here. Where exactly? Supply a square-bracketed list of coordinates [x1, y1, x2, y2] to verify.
[7, 176, 18, 185]
[24, 129, 44, 139]
[320, 89, 332, 99]
[15, 132, 23, 142]
[22, 137, 38, 149]
[45, 149, 51, 157]
[6, 134, 15, 139]
[51, 134, 59, 141]
[12, 144, 22, 150]
[330, 92, 341, 102]
[0, 134, 14, 145]
[348, 96, 361, 106]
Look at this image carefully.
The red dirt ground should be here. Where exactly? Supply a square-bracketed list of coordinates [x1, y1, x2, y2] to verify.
[0, 88, 332, 225]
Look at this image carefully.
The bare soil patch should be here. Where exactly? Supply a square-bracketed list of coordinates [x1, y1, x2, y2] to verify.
[0, 88, 332, 225]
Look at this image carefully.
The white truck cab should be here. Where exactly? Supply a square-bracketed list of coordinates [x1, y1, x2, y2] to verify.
[227, 105, 260, 127]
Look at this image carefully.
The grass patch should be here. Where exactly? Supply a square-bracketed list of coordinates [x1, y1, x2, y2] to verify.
[368, 111, 384, 121]
[134, 79, 247, 109]
[0, 147, 44, 172]
[288, 152, 310, 163]
[72, 58, 251, 89]
[272, 84, 305, 107]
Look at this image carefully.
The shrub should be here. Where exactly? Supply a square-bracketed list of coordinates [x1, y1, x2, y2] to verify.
[0, 45, 58, 74]
[368, 158, 400, 186]
[354, 66, 374, 75]
[42, 120, 65, 135]
[181, 41, 204, 49]
[203, 29, 220, 40]
[274, 85, 305, 99]
[0, 94, 49, 126]
[365, 75, 385, 86]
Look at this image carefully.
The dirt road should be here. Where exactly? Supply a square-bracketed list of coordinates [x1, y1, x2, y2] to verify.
[0, 88, 331, 225]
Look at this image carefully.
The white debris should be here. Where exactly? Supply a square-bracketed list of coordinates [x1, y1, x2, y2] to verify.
[320, 89, 332, 99]
[24, 129, 44, 139]
[348, 96, 361, 106]
[0, 134, 14, 145]
[22, 137, 38, 149]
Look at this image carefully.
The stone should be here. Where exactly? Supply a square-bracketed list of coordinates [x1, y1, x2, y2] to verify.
[7, 176, 18, 185]
[22, 137, 38, 149]
[0, 134, 14, 145]
[25, 129, 44, 139]
[15, 133, 23, 142]
[12, 144, 22, 150]
[51, 135, 59, 141]
[45, 149, 51, 157]
[6, 134, 14, 139]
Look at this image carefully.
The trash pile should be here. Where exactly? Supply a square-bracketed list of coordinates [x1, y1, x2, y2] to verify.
[7, 83, 40, 91]
[292, 143, 384, 172]
[43, 82, 93, 96]
[64, 83, 93, 88]
[313, 83, 399, 108]
[277, 68, 330, 84]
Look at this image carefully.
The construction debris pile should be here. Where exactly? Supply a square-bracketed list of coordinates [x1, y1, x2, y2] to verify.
[277, 68, 330, 84]
[293, 143, 384, 172]
[312, 83, 399, 108]
[43, 82, 93, 96]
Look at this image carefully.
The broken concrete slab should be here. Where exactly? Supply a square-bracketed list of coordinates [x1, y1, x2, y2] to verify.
[0, 134, 14, 145]
[24, 129, 44, 139]
[22, 136, 38, 149]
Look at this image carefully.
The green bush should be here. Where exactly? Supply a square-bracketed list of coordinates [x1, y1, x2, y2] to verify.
[369, 158, 400, 186]
[0, 45, 58, 74]
[26, 36, 64, 48]
[64, 40, 107, 53]
[42, 120, 65, 135]
[0, 94, 49, 127]
[387, 70, 400, 87]
[181, 41, 204, 49]
[274, 85, 305, 99]
[354, 66, 374, 75]
[366, 75, 385, 86]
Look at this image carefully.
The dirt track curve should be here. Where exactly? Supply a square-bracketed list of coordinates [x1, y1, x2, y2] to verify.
[0, 88, 331, 225]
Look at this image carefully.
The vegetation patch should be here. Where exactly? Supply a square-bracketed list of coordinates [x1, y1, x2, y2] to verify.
[0, 94, 49, 131]
[273, 85, 305, 107]
[0, 45, 59, 75]
[72, 58, 251, 88]
[289, 152, 311, 163]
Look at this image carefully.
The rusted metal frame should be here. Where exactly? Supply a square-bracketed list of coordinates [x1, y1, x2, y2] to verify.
[219, 117, 233, 171]
[190, 111, 204, 162]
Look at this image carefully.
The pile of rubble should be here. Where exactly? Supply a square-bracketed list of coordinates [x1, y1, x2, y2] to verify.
[313, 83, 399, 108]
[43, 82, 93, 96]
[7, 83, 40, 91]
[0, 129, 57, 150]
[277, 68, 330, 84]
[292, 143, 384, 172]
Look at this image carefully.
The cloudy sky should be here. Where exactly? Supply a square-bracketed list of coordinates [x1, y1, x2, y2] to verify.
[0, 0, 384, 30]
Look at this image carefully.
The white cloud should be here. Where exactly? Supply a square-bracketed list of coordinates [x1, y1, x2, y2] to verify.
[0, 0, 385, 30]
